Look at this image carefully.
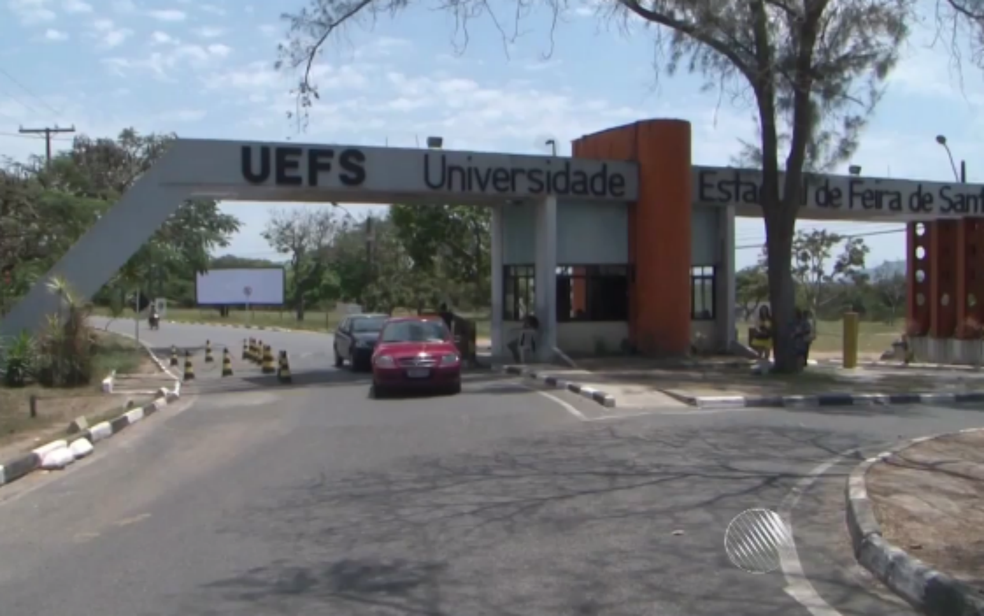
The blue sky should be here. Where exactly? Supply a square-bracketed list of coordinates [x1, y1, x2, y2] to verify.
[2, 0, 983, 271]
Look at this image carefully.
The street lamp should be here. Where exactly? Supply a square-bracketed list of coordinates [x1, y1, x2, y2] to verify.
[935, 134, 967, 183]
[426, 136, 443, 149]
[848, 165, 862, 176]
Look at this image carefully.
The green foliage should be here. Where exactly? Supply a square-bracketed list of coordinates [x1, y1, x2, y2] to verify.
[35, 277, 95, 388]
[1, 331, 36, 387]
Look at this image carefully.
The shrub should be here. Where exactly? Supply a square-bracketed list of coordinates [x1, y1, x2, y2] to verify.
[35, 277, 95, 387]
[1, 331, 37, 387]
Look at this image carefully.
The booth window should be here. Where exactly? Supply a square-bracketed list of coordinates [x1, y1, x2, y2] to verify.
[557, 265, 630, 322]
[503, 265, 535, 321]
[690, 265, 716, 320]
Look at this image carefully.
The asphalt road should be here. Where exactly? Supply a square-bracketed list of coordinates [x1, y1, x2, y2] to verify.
[0, 317, 980, 615]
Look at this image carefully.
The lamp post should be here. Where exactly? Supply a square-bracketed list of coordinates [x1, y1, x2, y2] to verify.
[848, 165, 862, 176]
[936, 134, 967, 183]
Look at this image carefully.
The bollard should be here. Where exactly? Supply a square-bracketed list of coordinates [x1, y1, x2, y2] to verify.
[221, 348, 234, 377]
[183, 350, 196, 381]
[255, 340, 265, 364]
[261, 345, 276, 374]
[277, 350, 292, 384]
[242, 339, 250, 361]
[170, 345, 178, 367]
[204, 340, 214, 363]
[842, 311, 859, 369]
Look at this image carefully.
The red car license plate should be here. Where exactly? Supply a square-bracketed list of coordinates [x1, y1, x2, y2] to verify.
[406, 368, 431, 378]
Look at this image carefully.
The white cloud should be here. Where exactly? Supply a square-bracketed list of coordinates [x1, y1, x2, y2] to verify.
[101, 27, 132, 48]
[8, 0, 56, 24]
[200, 4, 224, 15]
[258, 24, 277, 38]
[92, 17, 113, 30]
[62, 0, 91, 13]
[111, 0, 135, 12]
[104, 43, 232, 80]
[156, 108, 207, 122]
[194, 26, 224, 38]
[151, 31, 177, 45]
[148, 8, 185, 22]
[44, 28, 68, 41]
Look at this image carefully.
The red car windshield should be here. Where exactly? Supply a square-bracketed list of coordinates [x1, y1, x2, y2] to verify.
[380, 320, 448, 343]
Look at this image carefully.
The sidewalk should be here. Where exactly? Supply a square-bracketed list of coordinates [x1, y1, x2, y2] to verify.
[849, 429, 984, 613]
[506, 355, 984, 409]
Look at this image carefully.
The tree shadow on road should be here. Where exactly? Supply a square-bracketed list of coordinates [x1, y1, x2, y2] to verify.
[170, 422, 905, 616]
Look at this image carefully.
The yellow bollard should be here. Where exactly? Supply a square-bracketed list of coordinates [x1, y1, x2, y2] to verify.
[842, 311, 859, 369]
[221, 348, 234, 377]
[170, 345, 178, 367]
[183, 350, 195, 381]
[277, 350, 292, 384]
[204, 340, 214, 363]
[242, 339, 250, 361]
[261, 345, 276, 374]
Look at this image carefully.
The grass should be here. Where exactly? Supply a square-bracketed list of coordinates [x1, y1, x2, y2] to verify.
[738, 318, 901, 355]
[0, 330, 152, 457]
[93, 306, 494, 339]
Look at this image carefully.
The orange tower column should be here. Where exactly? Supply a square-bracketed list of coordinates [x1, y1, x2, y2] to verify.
[930, 221, 958, 338]
[907, 222, 931, 336]
[956, 218, 984, 337]
[572, 119, 692, 355]
[630, 120, 692, 355]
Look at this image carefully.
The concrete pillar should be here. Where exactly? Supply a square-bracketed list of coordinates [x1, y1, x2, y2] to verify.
[490, 204, 504, 358]
[534, 195, 557, 362]
[0, 166, 187, 339]
[718, 205, 737, 349]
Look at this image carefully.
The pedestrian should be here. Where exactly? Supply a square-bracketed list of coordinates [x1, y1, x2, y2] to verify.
[801, 308, 816, 366]
[751, 305, 772, 360]
[793, 308, 808, 368]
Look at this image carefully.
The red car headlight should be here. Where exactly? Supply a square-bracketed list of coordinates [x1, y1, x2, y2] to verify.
[439, 353, 460, 365]
[374, 355, 396, 368]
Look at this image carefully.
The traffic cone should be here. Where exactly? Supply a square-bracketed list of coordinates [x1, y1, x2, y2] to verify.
[183, 350, 195, 381]
[204, 340, 214, 363]
[277, 350, 292, 384]
[261, 345, 276, 374]
[221, 348, 233, 377]
[255, 340, 265, 364]
[169, 345, 178, 366]
[242, 339, 249, 361]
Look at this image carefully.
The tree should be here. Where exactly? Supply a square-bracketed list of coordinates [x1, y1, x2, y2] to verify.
[389, 204, 491, 308]
[791, 229, 869, 314]
[262, 208, 339, 320]
[871, 261, 906, 323]
[736, 264, 769, 320]
[277, 0, 908, 371]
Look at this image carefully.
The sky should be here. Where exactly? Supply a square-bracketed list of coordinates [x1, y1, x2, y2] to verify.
[2, 0, 984, 271]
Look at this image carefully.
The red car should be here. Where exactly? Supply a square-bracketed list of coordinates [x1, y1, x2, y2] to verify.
[371, 317, 462, 397]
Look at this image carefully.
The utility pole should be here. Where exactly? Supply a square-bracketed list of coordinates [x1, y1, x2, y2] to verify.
[18, 125, 75, 165]
[365, 215, 375, 305]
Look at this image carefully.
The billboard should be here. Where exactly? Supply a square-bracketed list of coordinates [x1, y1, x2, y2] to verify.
[195, 268, 285, 305]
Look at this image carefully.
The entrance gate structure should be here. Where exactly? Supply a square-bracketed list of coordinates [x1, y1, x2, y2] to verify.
[0, 138, 639, 364]
[3, 118, 982, 365]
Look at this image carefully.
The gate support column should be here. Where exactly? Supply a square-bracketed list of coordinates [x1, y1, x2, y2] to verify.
[490, 204, 505, 359]
[534, 195, 557, 362]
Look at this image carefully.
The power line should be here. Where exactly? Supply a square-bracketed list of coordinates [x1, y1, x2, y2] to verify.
[735, 227, 905, 250]
[0, 130, 73, 141]
[0, 66, 62, 117]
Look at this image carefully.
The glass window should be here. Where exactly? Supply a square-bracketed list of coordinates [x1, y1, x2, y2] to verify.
[503, 265, 535, 321]
[556, 265, 630, 322]
[380, 320, 448, 343]
[691, 265, 716, 320]
[352, 316, 387, 333]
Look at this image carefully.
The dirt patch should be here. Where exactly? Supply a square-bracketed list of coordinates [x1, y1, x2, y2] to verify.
[0, 331, 158, 460]
[866, 431, 984, 591]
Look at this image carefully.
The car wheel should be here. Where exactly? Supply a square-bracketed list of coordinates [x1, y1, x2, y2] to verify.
[348, 346, 358, 370]
[333, 346, 343, 368]
[446, 382, 462, 395]
[373, 383, 388, 399]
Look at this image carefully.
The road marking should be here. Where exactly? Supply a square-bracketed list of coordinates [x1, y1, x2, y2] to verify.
[514, 382, 589, 420]
[777, 454, 849, 616]
[586, 407, 770, 421]
[115, 513, 151, 527]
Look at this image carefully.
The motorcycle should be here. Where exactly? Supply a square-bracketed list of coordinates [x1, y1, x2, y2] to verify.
[148, 313, 160, 331]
